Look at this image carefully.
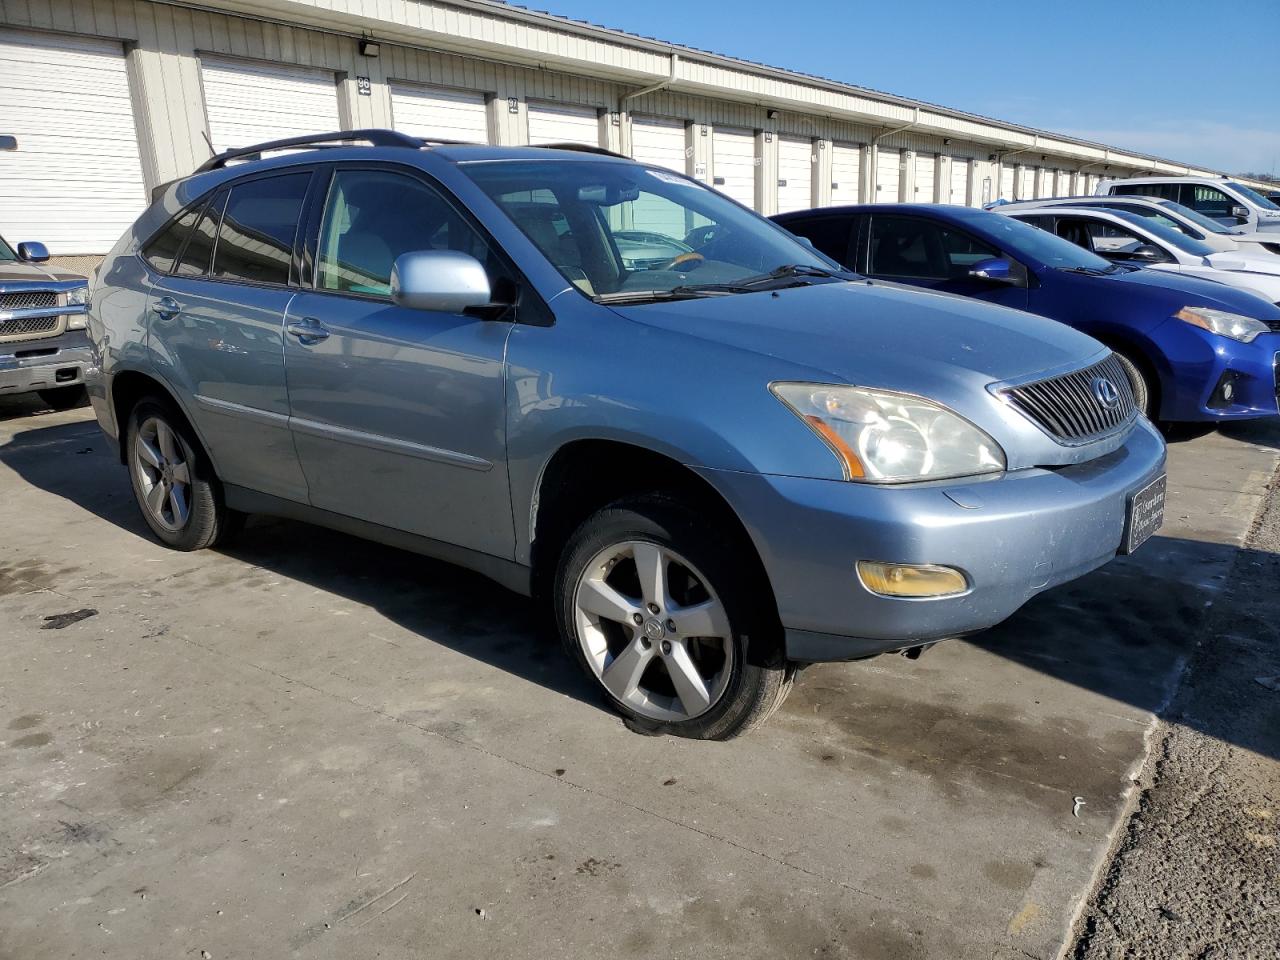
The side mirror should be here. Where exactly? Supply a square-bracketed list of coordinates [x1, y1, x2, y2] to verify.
[1128, 244, 1165, 263]
[16, 241, 49, 263]
[1229, 204, 1250, 222]
[967, 257, 1017, 284]
[390, 250, 491, 314]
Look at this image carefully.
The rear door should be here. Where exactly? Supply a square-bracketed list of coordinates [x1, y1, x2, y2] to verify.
[864, 212, 1029, 309]
[283, 164, 516, 558]
[147, 169, 313, 502]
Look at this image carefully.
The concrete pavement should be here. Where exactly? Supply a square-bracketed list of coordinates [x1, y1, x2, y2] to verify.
[1, 395, 1276, 960]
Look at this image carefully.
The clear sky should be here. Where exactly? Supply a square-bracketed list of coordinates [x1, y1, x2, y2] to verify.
[525, 0, 1280, 176]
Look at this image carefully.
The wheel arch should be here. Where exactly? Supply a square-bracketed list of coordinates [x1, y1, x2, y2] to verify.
[108, 369, 216, 469]
[529, 438, 783, 650]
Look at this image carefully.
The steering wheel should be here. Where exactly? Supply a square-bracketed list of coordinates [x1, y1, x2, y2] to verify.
[662, 251, 705, 272]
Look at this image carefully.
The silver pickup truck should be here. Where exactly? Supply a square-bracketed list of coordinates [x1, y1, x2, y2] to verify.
[0, 234, 91, 409]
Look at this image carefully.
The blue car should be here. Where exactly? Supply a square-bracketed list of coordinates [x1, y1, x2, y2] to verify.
[773, 204, 1280, 423]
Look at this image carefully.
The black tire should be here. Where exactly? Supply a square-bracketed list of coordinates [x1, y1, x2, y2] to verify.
[1113, 351, 1154, 419]
[555, 494, 792, 740]
[37, 385, 88, 411]
[125, 396, 239, 551]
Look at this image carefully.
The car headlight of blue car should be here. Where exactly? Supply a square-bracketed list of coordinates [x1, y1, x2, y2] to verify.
[769, 382, 1007, 483]
[1174, 306, 1270, 343]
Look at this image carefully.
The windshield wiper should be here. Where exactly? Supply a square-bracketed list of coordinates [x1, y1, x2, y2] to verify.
[1062, 265, 1112, 276]
[593, 264, 851, 304]
[592, 287, 736, 305]
[731, 263, 852, 287]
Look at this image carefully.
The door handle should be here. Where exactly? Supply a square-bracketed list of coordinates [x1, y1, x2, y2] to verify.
[151, 296, 180, 320]
[286, 317, 329, 345]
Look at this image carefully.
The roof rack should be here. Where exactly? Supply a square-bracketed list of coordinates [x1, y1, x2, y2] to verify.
[536, 142, 629, 160]
[195, 129, 423, 173]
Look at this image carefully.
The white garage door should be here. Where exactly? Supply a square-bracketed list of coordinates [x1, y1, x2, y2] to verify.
[201, 57, 340, 153]
[776, 137, 814, 213]
[712, 127, 756, 208]
[1019, 167, 1036, 200]
[949, 158, 970, 205]
[830, 142, 861, 205]
[874, 147, 900, 203]
[914, 154, 937, 203]
[631, 116, 686, 173]
[0, 30, 146, 255]
[390, 82, 488, 142]
[1058, 171, 1075, 197]
[999, 165, 1015, 201]
[528, 102, 600, 147]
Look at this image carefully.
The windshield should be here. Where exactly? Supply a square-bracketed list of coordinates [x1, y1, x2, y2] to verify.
[982, 213, 1113, 270]
[1150, 199, 1233, 234]
[0, 234, 14, 261]
[1227, 182, 1280, 211]
[460, 158, 845, 301]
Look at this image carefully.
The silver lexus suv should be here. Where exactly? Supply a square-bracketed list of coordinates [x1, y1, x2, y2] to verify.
[87, 130, 1167, 739]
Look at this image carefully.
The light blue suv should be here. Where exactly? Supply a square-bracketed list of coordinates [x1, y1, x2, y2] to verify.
[87, 131, 1167, 739]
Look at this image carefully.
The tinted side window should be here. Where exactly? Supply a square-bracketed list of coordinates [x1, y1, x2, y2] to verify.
[316, 169, 497, 298]
[142, 203, 203, 273]
[781, 216, 854, 267]
[868, 215, 997, 280]
[212, 173, 311, 286]
[1186, 185, 1233, 217]
[175, 190, 226, 278]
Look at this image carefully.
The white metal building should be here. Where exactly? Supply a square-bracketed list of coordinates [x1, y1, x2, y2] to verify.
[0, 0, 1269, 265]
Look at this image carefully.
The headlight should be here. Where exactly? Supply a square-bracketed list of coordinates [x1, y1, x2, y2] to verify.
[1175, 306, 1269, 343]
[770, 382, 1006, 483]
[65, 284, 89, 306]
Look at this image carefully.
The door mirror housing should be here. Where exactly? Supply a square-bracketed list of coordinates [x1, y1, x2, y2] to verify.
[390, 250, 492, 314]
[967, 257, 1017, 284]
[1128, 243, 1166, 263]
[16, 241, 49, 263]
[1229, 204, 1250, 222]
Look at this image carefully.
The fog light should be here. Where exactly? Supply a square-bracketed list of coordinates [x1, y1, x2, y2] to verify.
[857, 561, 968, 598]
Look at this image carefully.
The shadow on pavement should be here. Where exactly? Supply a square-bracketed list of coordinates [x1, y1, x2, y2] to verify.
[3, 413, 1278, 761]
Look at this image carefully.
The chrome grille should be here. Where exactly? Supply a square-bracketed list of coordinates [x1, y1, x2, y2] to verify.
[0, 314, 59, 336]
[1002, 353, 1138, 444]
[0, 290, 57, 311]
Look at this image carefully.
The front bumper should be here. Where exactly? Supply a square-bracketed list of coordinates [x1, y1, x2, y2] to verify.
[700, 418, 1167, 662]
[1157, 328, 1280, 422]
[0, 329, 92, 395]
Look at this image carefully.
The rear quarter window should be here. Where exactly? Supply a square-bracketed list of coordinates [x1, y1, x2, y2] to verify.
[142, 203, 203, 274]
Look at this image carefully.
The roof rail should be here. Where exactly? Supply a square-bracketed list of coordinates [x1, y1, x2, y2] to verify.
[536, 142, 630, 160]
[195, 129, 423, 173]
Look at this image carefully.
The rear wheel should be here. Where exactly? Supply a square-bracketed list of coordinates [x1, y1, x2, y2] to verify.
[555, 495, 791, 740]
[37, 385, 88, 411]
[126, 397, 239, 551]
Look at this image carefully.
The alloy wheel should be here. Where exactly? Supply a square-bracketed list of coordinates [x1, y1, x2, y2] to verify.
[132, 417, 194, 532]
[573, 539, 735, 722]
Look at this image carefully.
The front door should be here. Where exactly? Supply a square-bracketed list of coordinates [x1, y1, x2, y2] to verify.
[864, 213, 1030, 310]
[283, 166, 516, 559]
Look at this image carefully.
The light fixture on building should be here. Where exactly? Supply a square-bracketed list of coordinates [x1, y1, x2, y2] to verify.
[359, 39, 380, 57]
[943, 138, 951, 145]
[766, 109, 779, 120]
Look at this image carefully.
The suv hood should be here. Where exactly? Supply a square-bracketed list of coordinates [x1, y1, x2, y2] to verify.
[608, 279, 1104, 390]
[0, 260, 86, 283]
[1203, 250, 1280, 276]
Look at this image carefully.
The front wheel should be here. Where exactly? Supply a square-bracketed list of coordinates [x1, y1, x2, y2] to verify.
[555, 495, 791, 740]
[126, 397, 239, 551]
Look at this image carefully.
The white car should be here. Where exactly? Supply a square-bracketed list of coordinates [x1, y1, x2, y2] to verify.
[1095, 176, 1280, 234]
[997, 206, 1280, 305]
[995, 195, 1280, 259]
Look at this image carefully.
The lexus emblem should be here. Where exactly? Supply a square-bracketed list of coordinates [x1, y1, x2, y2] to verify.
[1092, 376, 1121, 410]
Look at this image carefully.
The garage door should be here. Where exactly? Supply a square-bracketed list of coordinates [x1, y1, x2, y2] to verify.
[528, 103, 600, 147]
[776, 137, 814, 214]
[830, 142, 861, 205]
[874, 147, 900, 203]
[201, 57, 340, 153]
[949, 158, 970, 205]
[631, 116, 686, 173]
[1018, 167, 1036, 200]
[1058, 171, 1075, 197]
[914, 154, 937, 203]
[999, 165, 1015, 201]
[712, 127, 756, 208]
[390, 83, 488, 142]
[0, 30, 146, 255]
